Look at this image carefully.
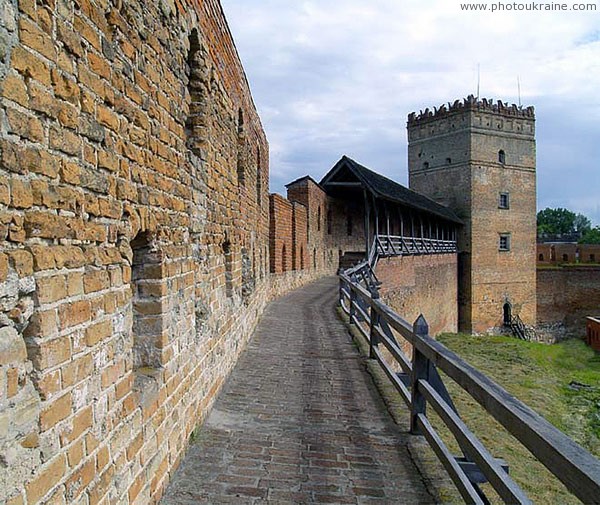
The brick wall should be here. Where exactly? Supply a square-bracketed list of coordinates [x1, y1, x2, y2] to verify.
[292, 202, 308, 270]
[375, 254, 458, 337]
[553, 244, 577, 264]
[537, 243, 553, 263]
[536, 243, 600, 264]
[287, 177, 366, 271]
[581, 245, 600, 263]
[537, 266, 600, 340]
[269, 194, 293, 274]
[0, 1, 285, 503]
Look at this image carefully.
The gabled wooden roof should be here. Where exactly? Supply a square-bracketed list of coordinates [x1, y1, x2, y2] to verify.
[320, 156, 462, 224]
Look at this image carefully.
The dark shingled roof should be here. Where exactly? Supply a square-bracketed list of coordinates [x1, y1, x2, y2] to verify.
[320, 156, 463, 224]
[284, 175, 322, 189]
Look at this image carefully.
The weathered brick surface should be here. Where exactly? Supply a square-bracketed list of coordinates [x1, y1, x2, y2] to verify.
[537, 243, 600, 264]
[286, 176, 366, 272]
[376, 254, 458, 336]
[537, 266, 600, 340]
[161, 278, 437, 505]
[269, 194, 293, 273]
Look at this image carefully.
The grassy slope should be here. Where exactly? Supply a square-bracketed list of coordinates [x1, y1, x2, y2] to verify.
[434, 334, 600, 504]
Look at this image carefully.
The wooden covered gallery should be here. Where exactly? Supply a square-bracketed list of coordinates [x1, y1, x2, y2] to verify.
[320, 156, 462, 261]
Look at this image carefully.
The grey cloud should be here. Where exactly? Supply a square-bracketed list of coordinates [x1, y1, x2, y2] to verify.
[221, 0, 600, 224]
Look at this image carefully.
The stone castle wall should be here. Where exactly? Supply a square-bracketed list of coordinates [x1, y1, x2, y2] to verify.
[292, 202, 308, 270]
[375, 254, 458, 337]
[269, 193, 293, 274]
[0, 1, 334, 504]
[537, 243, 600, 264]
[537, 266, 600, 340]
[286, 177, 368, 268]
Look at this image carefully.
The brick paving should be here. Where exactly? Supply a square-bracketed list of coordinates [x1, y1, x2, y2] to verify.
[161, 277, 436, 504]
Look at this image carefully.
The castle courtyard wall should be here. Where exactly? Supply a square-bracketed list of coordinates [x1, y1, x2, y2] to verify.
[375, 254, 458, 336]
[537, 266, 600, 340]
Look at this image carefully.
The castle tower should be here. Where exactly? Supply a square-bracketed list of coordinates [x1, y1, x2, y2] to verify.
[407, 96, 536, 333]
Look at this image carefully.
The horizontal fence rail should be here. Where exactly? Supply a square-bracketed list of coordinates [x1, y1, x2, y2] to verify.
[339, 271, 600, 504]
[375, 234, 457, 257]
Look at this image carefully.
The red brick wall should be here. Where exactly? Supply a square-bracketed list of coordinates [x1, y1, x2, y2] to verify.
[375, 254, 458, 336]
[554, 244, 577, 264]
[287, 178, 366, 271]
[537, 244, 552, 263]
[536, 244, 600, 265]
[287, 178, 330, 270]
[292, 203, 308, 270]
[581, 245, 600, 263]
[269, 194, 293, 273]
[537, 266, 600, 338]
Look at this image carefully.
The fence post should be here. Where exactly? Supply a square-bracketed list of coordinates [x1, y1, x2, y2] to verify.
[410, 314, 430, 435]
[369, 288, 380, 359]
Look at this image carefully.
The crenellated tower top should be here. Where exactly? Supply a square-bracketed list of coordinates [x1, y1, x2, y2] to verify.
[407, 94, 535, 127]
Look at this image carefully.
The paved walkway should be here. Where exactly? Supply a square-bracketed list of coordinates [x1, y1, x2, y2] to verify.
[161, 277, 436, 504]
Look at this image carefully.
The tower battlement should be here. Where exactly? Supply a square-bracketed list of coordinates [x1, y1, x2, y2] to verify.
[407, 95, 535, 127]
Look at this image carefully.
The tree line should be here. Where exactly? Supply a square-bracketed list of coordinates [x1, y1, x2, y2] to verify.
[537, 208, 600, 243]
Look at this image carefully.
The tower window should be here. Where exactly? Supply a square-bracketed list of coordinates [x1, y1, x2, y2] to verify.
[423, 162, 429, 169]
[538, 253, 544, 261]
[446, 157, 452, 164]
[499, 233, 510, 251]
[498, 150, 506, 164]
[499, 192, 509, 209]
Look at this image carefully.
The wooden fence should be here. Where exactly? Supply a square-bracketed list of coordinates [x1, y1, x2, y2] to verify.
[375, 234, 457, 258]
[339, 267, 600, 504]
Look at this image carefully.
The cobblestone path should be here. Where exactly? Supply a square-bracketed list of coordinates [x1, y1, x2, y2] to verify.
[161, 277, 436, 504]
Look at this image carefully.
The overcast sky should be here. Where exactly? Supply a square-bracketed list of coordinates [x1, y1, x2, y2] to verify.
[220, 0, 600, 224]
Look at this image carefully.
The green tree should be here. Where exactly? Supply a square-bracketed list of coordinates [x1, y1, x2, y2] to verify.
[579, 226, 600, 244]
[537, 207, 592, 237]
[574, 213, 592, 234]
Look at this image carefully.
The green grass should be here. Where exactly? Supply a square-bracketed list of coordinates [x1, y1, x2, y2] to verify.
[433, 334, 600, 504]
[337, 305, 600, 503]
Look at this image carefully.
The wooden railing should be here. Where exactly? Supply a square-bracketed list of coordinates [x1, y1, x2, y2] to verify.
[508, 314, 535, 341]
[338, 272, 600, 504]
[375, 234, 457, 257]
